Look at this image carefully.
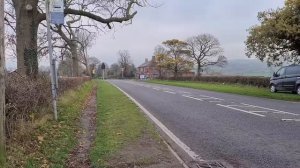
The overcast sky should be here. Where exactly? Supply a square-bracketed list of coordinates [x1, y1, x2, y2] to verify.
[88, 0, 285, 67]
[4, 0, 285, 70]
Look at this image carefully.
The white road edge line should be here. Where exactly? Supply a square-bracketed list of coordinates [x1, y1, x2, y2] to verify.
[164, 140, 190, 168]
[182, 95, 203, 101]
[109, 82, 204, 164]
[241, 103, 299, 116]
[217, 104, 266, 117]
[164, 90, 176, 94]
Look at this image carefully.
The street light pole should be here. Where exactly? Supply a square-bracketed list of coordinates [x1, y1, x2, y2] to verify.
[46, 0, 58, 120]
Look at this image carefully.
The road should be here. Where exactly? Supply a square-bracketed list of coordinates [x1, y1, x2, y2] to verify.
[109, 80, 300, 168]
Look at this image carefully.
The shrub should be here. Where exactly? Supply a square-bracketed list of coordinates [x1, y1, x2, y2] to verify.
[5, 72, 91, 137]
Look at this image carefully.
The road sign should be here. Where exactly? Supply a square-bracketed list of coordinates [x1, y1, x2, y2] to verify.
[50, 0, 64, 25]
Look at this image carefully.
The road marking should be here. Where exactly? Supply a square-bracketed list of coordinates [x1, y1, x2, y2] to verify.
[182, 95, 203, 101]
[209, 100, 223, 103]
[217, 104, 266, 117]
[249, 111, 269, 113]
[281, 119, 300, 122]
[198, 95, 224, 100]
[241, 103, 299, 116]
[153, 88, 160, 91]
[110, 82, 203, 163]
[181, 91, 191, 94]
[164, 90, 176, 94]
[227, 104, 250, 108]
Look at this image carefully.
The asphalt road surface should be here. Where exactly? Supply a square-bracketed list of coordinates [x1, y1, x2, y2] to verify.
[109, 80, 300, 168]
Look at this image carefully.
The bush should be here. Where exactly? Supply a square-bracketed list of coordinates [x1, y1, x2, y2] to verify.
[161, 76, 270, 88]
[5, 72, 91, 137]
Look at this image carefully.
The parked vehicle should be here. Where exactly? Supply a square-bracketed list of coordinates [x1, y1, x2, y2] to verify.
[270, 64, 300, 95]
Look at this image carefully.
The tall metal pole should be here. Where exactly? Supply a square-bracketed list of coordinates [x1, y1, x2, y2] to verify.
[0, 0, 6, 166]
[46, 0, 58, 120]
[102, 69, 104, 80]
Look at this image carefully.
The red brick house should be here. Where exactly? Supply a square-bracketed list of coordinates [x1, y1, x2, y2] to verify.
[137, 57, 159, 79]
[137, 56, 195, 79]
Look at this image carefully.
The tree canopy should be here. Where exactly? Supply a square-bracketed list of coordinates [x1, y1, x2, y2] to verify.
[245, 0, 300, 66]
[186, 34, 227, 76]
[160, 39, 193, 78]
[5, 0, 146, 77]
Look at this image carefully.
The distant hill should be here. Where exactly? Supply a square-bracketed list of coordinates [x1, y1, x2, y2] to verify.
[203, 59, 277, 77]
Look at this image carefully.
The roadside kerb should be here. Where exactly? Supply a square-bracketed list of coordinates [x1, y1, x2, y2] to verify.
[109, 81, 205, 167]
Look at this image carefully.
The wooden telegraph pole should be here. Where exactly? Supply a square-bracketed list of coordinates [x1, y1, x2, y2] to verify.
[0, 0, 6, 166]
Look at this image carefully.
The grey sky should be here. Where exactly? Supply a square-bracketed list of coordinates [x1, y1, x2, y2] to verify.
[89, 0, 285, 67]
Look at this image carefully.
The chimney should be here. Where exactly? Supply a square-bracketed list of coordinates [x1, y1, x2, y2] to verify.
[152, 56, 155, 62]
[145, 58, 148, 63]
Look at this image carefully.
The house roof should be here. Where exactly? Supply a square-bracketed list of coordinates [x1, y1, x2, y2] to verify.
[138, 58, 156, 68]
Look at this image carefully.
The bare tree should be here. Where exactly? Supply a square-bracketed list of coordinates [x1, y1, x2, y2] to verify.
[77, 31, 96, 76]
[58, 55, 73, 77]
[88, 56, 100, 76]
[0, 0, 6, 166]
[118, 50, 131, 77]
[108, 63, 121, 78]
[186, 34, 227, 76]
[6, 0, 146, 77]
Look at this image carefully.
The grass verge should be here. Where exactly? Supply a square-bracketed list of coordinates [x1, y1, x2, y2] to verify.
[7, 81, 96, 168]
[90, 81, 157, 167]
[148, 80, 300, 101]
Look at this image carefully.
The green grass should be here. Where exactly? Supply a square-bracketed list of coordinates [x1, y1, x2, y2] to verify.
[90, 81, 151, 167]
[148, 80, 300, 101]
[7, 81, 96, 168]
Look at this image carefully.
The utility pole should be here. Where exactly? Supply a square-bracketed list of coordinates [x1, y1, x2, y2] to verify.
[46, 0, 58, 120]
[0, 0, 6, 166]
[101, 63, 106, 80]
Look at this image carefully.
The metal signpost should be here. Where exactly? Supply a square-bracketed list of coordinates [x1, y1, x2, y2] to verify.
[101, 63, 106, 80]
[46, 0, 64, 120]
[121, 68, 124, 79]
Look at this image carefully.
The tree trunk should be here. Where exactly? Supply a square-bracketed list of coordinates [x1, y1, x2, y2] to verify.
[197, 62, 202, 77]
[14, 0, 39, 77]
[70, 43, 79, 77]
[174, 64, 178, 79]
[0, 0, 6, 165]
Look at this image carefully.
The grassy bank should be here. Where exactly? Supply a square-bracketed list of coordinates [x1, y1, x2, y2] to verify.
[7, 81, 96, 168]
[148, 80, 300, 101]
[90, 81, 157, 167]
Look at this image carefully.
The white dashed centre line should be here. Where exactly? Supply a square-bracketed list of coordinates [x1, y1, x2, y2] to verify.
[241, 103, 299, 116]
[164, 91, 176, 94]
[209, 100, 223, 103]
[182, 95, 203, 101]
[217, 104, 266, 117]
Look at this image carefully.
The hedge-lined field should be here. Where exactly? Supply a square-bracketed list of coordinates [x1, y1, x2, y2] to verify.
[160, 76, 270, 88]
[148, 79, 300, 101]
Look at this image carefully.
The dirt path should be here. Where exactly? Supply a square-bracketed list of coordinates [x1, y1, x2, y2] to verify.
[67, 88, 97, 168]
